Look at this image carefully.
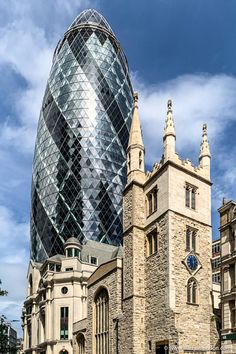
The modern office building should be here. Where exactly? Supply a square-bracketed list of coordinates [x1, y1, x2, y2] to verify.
[30, 9, 134, 262]
[218, 199, 236, 354]
[7, 326, 17, 354]
[0, 318, 18, 354]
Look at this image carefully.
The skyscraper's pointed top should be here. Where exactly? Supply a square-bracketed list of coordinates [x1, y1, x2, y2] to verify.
[199, 123, 211, 159]
[128, 93, 144, 148]
[69, 9, 114, 35]
[164, 99, 176, 140]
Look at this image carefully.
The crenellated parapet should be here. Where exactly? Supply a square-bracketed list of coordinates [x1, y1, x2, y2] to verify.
[130, 99, 211, 184]
[146, 152, 211, 183]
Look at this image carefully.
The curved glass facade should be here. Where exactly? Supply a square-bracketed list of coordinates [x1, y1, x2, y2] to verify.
[30, 9, 134, 262]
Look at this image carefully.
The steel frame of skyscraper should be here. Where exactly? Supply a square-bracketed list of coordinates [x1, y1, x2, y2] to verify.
[30, 9, 134, 262]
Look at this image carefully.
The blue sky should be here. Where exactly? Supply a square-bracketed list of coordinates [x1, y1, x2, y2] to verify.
[0, 0, 236, 335]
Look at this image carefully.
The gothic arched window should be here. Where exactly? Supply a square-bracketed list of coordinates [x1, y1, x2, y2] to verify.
[77, 333, 85, 354]
[94, 288, 109, 354]
[187, 278, 198, 304]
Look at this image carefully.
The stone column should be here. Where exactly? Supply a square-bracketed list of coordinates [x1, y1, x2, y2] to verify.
[22, 314, 28, 350]
[45, 285, 52, 341]
[31, 301, 37, 348]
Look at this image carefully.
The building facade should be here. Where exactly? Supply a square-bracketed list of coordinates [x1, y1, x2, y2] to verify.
[23, 95, 220, 354]
[212, 238, 221, 309]
[22, 237, 121, 354]
[23, 8, 221, 354]
[73, 96, 220, 354]
[218, 200, 236, 353]
[30, 9, 134, 262]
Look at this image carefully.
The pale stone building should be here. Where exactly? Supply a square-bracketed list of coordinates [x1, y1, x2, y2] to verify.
[23, 95, 220, 354]
[218, 199, 236, 353]
[212, 238, 221, 309]
[22, 237, 120, 354]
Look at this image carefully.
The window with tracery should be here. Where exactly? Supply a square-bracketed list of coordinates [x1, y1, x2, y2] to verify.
[147, 186, 158, 215]
[147, 230, 158, 256]
[94, 288, 109, 354]
[187, 278, 198, 304]
[77, 333, 85, 354]
[185, 184, 197, 209]
[186, 227, 197, 252]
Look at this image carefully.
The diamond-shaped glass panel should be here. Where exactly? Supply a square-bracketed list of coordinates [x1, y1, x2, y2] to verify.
[30, 10, 133, 262]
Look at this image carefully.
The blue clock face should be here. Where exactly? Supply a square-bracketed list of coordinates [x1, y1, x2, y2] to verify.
[187, 255, 198, 271]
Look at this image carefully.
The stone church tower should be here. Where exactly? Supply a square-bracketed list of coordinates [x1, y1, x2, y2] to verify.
[121, 95, 219, 353]
[71, 93, 219, 354]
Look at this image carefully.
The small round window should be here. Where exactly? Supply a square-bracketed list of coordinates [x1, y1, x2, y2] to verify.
[61, 287, 68, 295]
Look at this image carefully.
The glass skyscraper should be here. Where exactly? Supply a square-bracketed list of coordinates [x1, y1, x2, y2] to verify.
[31, 9, 134, 262]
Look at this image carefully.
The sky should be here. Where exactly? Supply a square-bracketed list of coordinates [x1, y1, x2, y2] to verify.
[1, 0, 236, 335]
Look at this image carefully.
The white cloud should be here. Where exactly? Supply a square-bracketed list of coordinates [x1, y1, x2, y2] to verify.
[0, 0, 95, 335]
[0, 0, 95, 153]
[0, 205, 29, 260]
[132, 72, 236, 166]
[0, 19, 54, 152]
[132, 72, 236, 225]
[0, 205, 29, 335]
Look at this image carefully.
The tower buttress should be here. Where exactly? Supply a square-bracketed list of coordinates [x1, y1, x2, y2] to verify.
[163, 99, 176, 161]
[127, 92, 145, 183]
[199, 123, 211, 178]
[122, 94, 146, 354]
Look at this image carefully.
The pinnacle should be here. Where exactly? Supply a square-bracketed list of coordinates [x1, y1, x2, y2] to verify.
[199, 123, 211, 159]
[164, 99, 176, 140]
[128, 92, 144, 148]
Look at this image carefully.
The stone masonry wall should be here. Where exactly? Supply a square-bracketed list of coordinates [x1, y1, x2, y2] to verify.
[169, 211, 219, 354]
[145, 213, 178, 353]
[120, 181, 146, 354]
[86, 266, 123, 354]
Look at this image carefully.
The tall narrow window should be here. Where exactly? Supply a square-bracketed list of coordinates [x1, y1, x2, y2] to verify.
[77, 333, 85, 354]
[149, 194, 152, 215]
[153, 232, 158, 253]
[185, 187, 190, 208]
[186, 228, 191, 251]
[187, 283, 191, 303]
[153, 188, 158, 211]
[147, 186, 158, 215]
[187, 278, 198, 304]
[192, 282, 197, 303]
[148, 233, 153, 256]
[147, 230, 158, 256]
[229, 300, 236, 328]
[60, 307, 69, 339]
[186, 227, 197, 252]
[95, 288, 109, 354]
[185, 184, 197, 210]
[191, 189, 196, 209]
[192, 230, 196, 252]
